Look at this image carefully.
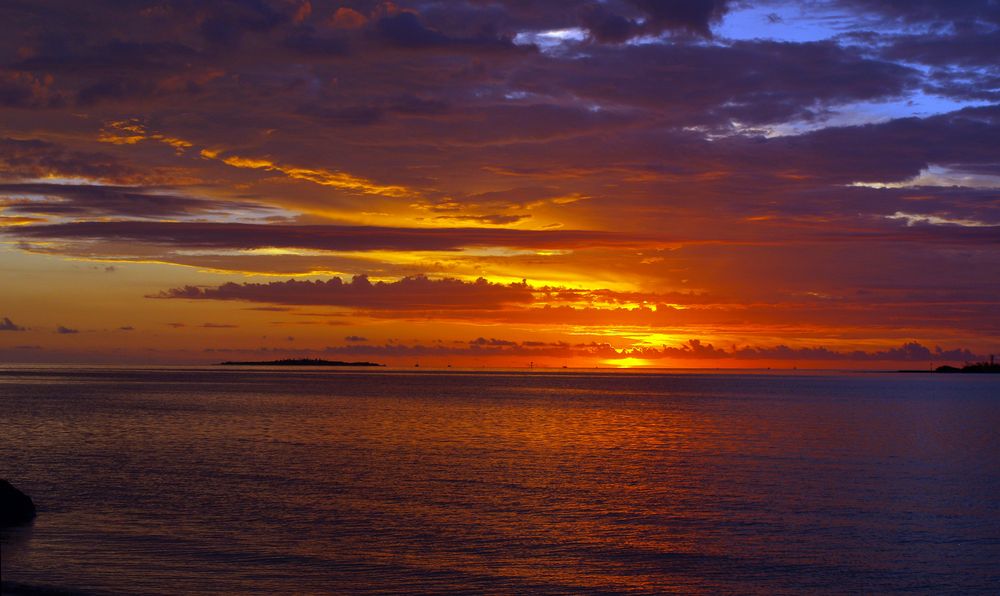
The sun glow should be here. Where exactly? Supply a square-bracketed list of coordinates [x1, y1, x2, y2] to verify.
[606, 357, 654, 368]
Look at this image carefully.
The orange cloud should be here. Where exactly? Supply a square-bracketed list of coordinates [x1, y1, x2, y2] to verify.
[218, 155, 415, 198]
[329, 7, 367, 29]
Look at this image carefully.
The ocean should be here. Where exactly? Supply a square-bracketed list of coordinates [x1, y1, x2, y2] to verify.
[1, 366, 998, 594]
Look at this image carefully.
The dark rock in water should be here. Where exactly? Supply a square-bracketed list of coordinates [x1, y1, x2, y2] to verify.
[1, 479, 36, 526]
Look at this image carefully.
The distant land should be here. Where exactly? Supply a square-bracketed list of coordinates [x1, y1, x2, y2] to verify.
[899, 360, 999, 374]
[219, 359, 384, 367]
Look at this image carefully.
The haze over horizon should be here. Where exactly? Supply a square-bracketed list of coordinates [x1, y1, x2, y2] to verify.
[2, 0, 998, 367]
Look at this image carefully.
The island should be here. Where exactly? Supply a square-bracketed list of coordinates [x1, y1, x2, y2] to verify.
[219, 359, 384, 367]
[932, 361, 1000, 373]
[899, 358, 1000, 374]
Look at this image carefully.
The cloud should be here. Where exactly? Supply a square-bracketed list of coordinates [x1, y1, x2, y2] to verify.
[582, 0, 733, 41]
[0, 182, 273, 219]
[13, 39, 201, 74]
[310, 338, 983, 363]
[5, 221, 639, 251]
[0, 317, 26, 331]
[155, 275, 535, 309]
[433, 213, 529, 225]
[193, 0, 292, 48]
[10, 36, 219, 106]
[511, 39, 919, 129]
[622, 339, 982, 362]
[833, 0, 1000, 27]
[330, 7, 368, 30]
[282, 28, 351, 56]
[344, 335, 368, 342]
[0, 69, 66, 108]
[145, 273, 1000, 342]
[0, 137, 139, 182]
[56, 325, 78, 334]
[372, 11, 519, 51]
[214, 153, 417, 198]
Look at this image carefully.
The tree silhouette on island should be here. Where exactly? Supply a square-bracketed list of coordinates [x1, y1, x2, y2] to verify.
[934, 358, 1000, 373]
[900, 358, 998, 373]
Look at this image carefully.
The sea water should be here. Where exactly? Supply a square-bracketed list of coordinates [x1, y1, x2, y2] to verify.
[1, 367, 998, 594]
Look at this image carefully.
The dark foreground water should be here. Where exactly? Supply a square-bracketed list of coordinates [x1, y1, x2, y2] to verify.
[1, 367, 998, 594]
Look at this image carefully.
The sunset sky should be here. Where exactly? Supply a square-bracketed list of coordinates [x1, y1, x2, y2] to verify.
[1, 0, 998, 367]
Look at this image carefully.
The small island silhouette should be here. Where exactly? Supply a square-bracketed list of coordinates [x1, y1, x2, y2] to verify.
[219, 358, 384, 367]
[932, 361, 999, 373]
[899, 357, 999, 374]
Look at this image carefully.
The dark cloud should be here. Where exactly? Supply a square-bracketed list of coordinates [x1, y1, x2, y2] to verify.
[0, 69, 66, 108]
[10, 35, 216, 106]
[196, 0, 291, 47]
[155, 275, 534, 309]
[450, 0, 732, 42]
[5, 221, 640, 251]
[13, 40, 201, 74]
[834, 0, 1000, 27]
[512, 40, 919, 128]
[580, 4, 639, 43]
[880, 30, 1000, 70]
[752, 104, 1000, 184]
[372, 11, 519, 51]
[56, 325, 78, 334]
[579, 0, 732, 40]
[0, 183, 272, 219]
[344, 335, 368, 342]
[295, 103, 385, 126]
[282, 27, 351, 56]
[470, 337, 517, 346]
[0, 138, 138, 182]
[0, 317, 26, 331]
[626, 339, 983, 363]
[313, 338, 983, 363]
[627, 0, 732, 36]
[294, 94, 451, 127]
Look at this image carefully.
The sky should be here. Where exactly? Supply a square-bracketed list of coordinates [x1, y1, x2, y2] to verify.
[1, 0, 998, 368]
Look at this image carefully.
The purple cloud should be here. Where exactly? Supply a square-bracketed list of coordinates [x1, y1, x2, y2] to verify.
[155, 275, 534, 310]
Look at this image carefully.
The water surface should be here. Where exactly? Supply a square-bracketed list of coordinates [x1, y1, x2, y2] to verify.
[2, 367, 998, 594]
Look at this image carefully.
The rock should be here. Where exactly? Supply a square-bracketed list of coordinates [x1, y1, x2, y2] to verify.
[1, 479, 36, 526]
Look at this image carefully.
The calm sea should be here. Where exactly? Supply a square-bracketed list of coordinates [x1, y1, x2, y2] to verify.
[1, 367, 998, 594]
